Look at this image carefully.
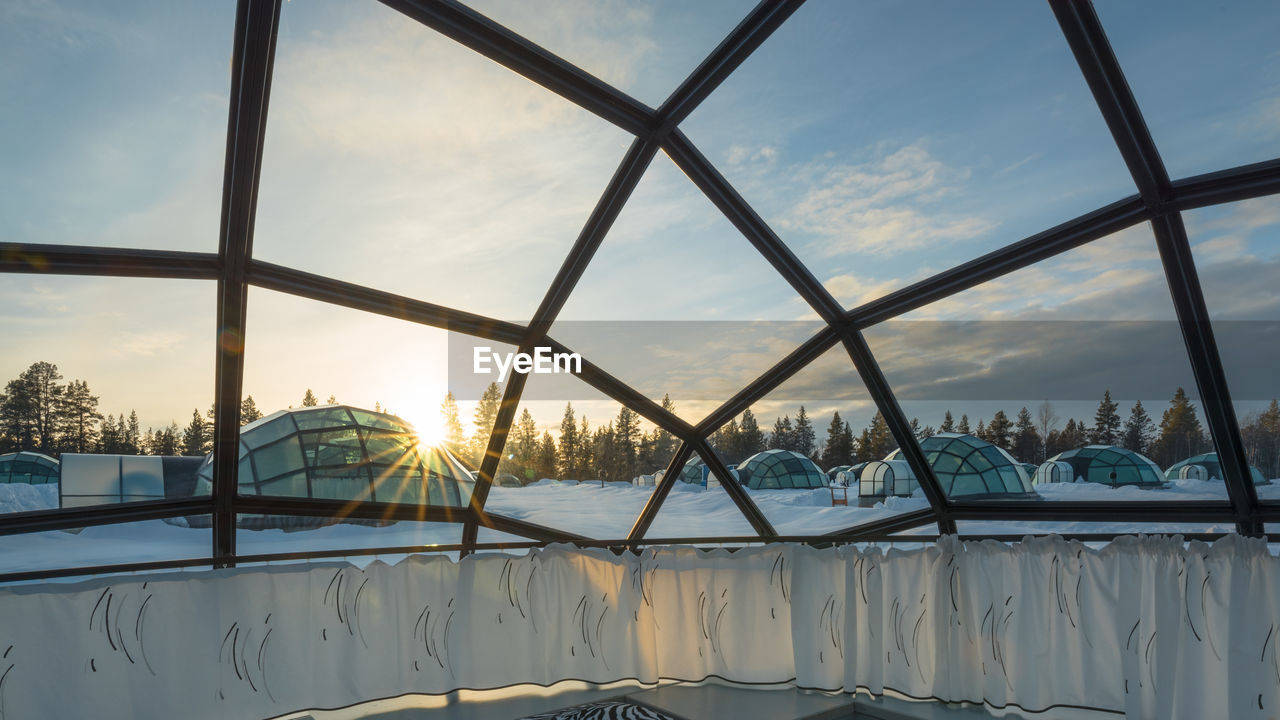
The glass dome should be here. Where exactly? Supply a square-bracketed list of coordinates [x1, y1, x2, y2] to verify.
[736, 449, 826, 489]
[1037, 445, 1164, 487]
[886, 433, 1036, 499]
[0, 452, 59, 484]
[1164, 452, 1268, 485]
[195, 405, 475, 505]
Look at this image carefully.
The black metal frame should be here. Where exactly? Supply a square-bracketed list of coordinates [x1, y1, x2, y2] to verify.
[3, 0, 1280, 582]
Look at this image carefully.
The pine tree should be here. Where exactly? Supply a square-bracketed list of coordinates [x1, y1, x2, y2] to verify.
[558, 403, 580, 480]
[1153, 387, 1206, 467]
[123, 410, 142, 455]
[1121, 400, 1156, 456]
[1011, 407, 1041, 463]
[1089, 390, 1122, 445]
[793, 406, 816, 457]
[301, 389, 319, 407]
[957, 414, 971, 435]
[650, 394, 678, 469]
[613, 406, 640, 482]
[153, 422, 181, 456]
[712, 419, 740, 463]
[821, 411, 855, 468]
[975, 419, 987, 443]
[58, 379, 101, 454]
[469, 382, 502, 467]
[987, 410, 1012, 450]
[512, 408, 540, 482]
[534, 431, 558, 480]
[769, 415, 794, 451]
[182, 409, 206, 456]
[440, 392, 465, 454]
[0, 361, 64, 453]
[326, 395, 337, 405]
[99, 414, 120, 454]
[857, 411, 896, 461]
[939, 410, 955, 433]
[240, 395, 263, 425]
[575, 417, 593, 480]
[1241, 399, 1280, 479]
[738, 409, 766, 459]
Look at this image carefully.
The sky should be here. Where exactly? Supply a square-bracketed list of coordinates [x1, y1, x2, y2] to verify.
[1, 0, 1277, 454]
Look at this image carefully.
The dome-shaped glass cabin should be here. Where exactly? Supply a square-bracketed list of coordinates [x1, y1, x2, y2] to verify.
[0, 451, 59, 484]
[1035, 445, 1165, 487]
[1164, 452, 1268, 485]
[195, 405, 475, 505]
[873, 433, 1036, 499]
[736, 449, 827, 489]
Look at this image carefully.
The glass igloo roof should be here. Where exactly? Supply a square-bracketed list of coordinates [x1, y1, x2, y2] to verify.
[1, 0, 1278, 578]
[1048, 445, 1164, 487]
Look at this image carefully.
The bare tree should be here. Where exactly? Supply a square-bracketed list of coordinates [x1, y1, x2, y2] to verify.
[1036, 399, 1059, 463]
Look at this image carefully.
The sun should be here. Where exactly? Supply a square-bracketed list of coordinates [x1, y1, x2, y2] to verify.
[392, 397, 447, 449]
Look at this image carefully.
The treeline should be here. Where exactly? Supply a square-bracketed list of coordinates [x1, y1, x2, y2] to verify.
[0, 360, 324, 458]
[440, 385, 681, 484]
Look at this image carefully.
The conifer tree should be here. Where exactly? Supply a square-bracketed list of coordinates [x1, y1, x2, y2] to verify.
[1154, 387, 1205, 467]
[240, 395, 263, 425]
[301, 389, 319, 407]
[987, 410, 1012, 450]
[534, 431, 558, 479]
[469, 382, 502, 467]
[793, 406, 815, 457]
[1089, 390, 1122, 445]
[440, 392, 465, 454]
[58, 379, 101, 454]
[769, 415, 794, 451]
[1011, 406, 1041, 463]
[939, 410, 956, 433]
[738, 409, 766, 458]
[182, 409, 206, 456]
[558, 403, 579, 479]
[1121, 400, 1156, 456]
[957, 414, 971, 434]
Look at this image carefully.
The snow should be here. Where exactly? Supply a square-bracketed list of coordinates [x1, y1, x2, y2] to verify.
[0, 477, 1275, 580]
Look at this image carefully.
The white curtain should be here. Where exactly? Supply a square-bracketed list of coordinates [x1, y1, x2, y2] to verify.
[0, 535, 1275, 719]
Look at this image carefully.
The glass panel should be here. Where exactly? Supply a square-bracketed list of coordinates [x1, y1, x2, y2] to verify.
[0, 1, 234, 251]
[713, 345, 930, 535]
[253, 0, 633, 321]
[1093, 0, 1280, 179]
[482, 371, 668, 539]
[864, 224, 1222, 508]
[1185, 196, 1280, 500]
[236, 516, 462, 567]
[241, 287, 512, 508]
[551, 152, 822, 422]
[462, 0, 757, 106]
[644, 447, 755, 539]
[0, 276, 214, 515]
[682, 0, 1132, 309]
[0, 516, 212, 577]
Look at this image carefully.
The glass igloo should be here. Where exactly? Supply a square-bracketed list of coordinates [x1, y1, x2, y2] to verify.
[0, 452, 58, 485]
[195, 405, 475, 505]
[1035, 445, 1165, 487]
[879, 433, 1036, 500]
[736, 449, 826, 489]
[1165, 452, 1269, 485]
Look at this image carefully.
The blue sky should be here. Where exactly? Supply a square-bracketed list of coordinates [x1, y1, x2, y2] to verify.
[1, 0, 1277, 452]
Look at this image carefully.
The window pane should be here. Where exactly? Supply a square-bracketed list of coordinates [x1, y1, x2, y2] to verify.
[0, 276, 213, 516]
[549, 152, 822, 423]
[1185, 196, 1280, 499]
[482, 372, 669, 539]
[241, 287, 513, 508]
[236, 516, 462, 567]
[0, 1, 234, 251]
[1094, 0, 1280, 178]
[683, 0, 1132, 310]
[863, 224, 1229, 509]
[253, 0, 633, 321]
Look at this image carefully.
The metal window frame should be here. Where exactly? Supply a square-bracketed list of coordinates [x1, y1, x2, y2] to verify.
[2, 0, 1280, 580]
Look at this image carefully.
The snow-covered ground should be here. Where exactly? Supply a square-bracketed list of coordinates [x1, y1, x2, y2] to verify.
[0, 477, 1275, 579]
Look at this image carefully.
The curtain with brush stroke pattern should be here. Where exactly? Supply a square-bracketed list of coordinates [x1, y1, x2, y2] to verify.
[0, 536, 1275, 719]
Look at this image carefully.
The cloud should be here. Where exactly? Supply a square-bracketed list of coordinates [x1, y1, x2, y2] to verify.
[776, 143, 997, 256]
